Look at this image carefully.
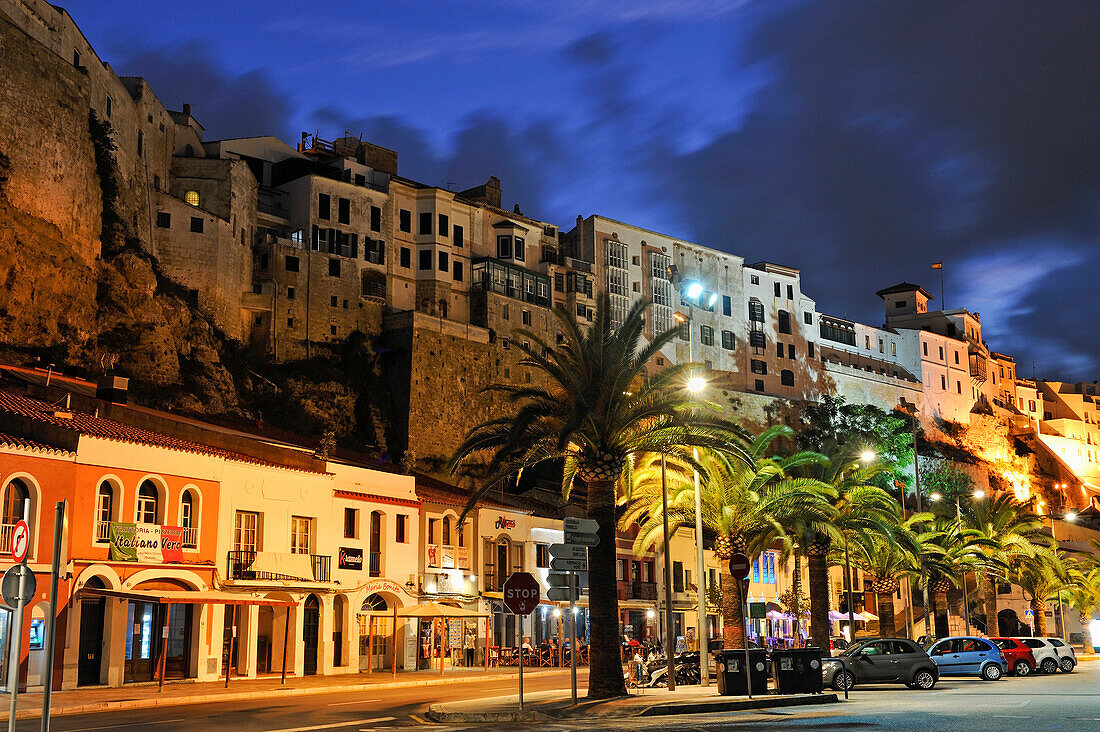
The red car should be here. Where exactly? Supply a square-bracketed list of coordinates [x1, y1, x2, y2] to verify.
[990, 637, 1037, 676]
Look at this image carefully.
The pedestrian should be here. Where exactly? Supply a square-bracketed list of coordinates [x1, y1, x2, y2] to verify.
[464, 624, 476, 667]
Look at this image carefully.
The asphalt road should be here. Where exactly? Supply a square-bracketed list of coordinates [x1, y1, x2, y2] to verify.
[16, 661, 1100, 731]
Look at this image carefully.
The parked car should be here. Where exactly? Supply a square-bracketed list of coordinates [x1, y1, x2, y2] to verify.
[1017, 637, 1075, 673]
[1040, 637, 1077, 672]
[822, 638, 938, 690]
[989, 637, 1037, 676]
[926, 637, 1006, 681]
[830, 636, 850, 652]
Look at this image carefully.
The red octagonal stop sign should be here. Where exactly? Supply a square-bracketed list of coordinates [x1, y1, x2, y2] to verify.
[503, 571, 540, 615]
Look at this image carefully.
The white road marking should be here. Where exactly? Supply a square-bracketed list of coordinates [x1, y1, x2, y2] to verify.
[265, 718, 394, 732]
[71, 720, 187, 731]
[328, 698, 382, 706]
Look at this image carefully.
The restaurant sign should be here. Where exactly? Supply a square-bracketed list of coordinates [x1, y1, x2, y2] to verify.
[108, 523, 184, 563]
[339, 547, 364, 570]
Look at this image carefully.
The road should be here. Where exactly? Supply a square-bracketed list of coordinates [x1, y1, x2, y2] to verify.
[16, 661, 1100, 731]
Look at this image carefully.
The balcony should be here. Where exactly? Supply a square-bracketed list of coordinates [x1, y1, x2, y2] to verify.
[181, 526, 198, 549]
[227, 550, 331, 583]
[631, 581, 658, 600]
[368, 550, 381, 578]
[95, 520, 110, 542]
[0, 523, 20, 552]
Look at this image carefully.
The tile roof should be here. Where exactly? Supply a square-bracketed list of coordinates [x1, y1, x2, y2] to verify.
[0, 391, 325, 473]
[413, 472, 517, 511]
[0, 432, 73, 455]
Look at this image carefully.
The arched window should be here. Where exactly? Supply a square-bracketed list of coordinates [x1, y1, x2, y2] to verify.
[184, 190, 200, 207]
[136, 480, 159, 524]
[2, 478, 28, 527]
[781, 369, 795, 387]
[442, 516, 451, 546]
[95, 481, 114, 542]
[180, 489, 197, 548]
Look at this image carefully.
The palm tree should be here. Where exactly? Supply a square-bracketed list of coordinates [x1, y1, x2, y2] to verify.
[1013, 552, 1069, 637]
[449, 294, 749, 698]
[620, 428, 834, 649]
[1060, 565, 1100, 648]
[849, 511, 924, 638]
[913, 515, 997, 636]
[961, 495, 1051, 637]
[799, 449, 899, 650]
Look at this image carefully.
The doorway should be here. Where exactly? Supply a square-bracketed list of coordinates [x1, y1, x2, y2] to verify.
[303, 595, 320, 675]
[124, 601, 160, 682]
[78, 579, 106, 686]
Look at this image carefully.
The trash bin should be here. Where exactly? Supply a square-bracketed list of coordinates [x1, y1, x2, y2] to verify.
[713, 649, 768, 695]
[771, 647, 824, 694]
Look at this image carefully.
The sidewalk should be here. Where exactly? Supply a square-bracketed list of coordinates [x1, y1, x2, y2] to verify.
[427, 685, 840, 723]
[5, 667, 572, 722]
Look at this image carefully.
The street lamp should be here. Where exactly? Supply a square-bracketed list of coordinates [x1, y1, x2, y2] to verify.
[1048, 509, 1076, 638]
[659, 453, 677, 691]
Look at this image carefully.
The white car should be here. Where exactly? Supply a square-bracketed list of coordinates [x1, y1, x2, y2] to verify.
[1017, 637, 1075, 673]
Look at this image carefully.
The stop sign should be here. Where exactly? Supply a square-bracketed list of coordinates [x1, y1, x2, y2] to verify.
[728, 552, 751, 580]
[503, 571, 540, 615]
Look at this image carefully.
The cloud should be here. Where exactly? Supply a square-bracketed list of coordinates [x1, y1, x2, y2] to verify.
[112, 40, 294, 141]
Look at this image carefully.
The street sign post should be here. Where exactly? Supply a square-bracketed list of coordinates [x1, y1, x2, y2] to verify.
[9, 519, 29, 563]
[559, 518, 598, 705]
[549, 543, 587, 560]
[503, 572, 540, 711]
[6, 499, 30, 732]
[0, 565, 36, 607]
[727, 553, 752, 699]
[547, 573, 580, 602]
[549, 558, 587, 572]
[564, 530, 599, 547]
[563, 517, 599, 534]
[41, 500, 67, 732]
[727, 553, 751, 580]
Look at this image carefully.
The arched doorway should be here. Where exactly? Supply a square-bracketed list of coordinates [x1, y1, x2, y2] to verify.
[126, 578, 195, 683]
[303, 595, 320, 675]
[359, 594, 391, 671]
[78, 577, 107, 686]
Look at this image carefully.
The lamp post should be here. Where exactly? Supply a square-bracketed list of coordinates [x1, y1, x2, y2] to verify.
[660, 453, 677, 691]
[1047, 508, 1075, 638]
[909, 411, 934, 640]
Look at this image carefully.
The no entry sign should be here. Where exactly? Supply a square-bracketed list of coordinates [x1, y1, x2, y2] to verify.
[10, 519, 29, 563]
[503, 571, 540, 615]
[728, 552, 751, 580]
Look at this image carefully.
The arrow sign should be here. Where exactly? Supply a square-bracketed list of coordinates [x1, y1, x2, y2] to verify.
[547, 586, 580, 602]
[564, 531, 599, 547]
[549, 543, 588, 560]
[10, 519, 29, 563]
[548, 573, 578, 588]
[550, 558, 588, 572]
[563, 517, 599, 534]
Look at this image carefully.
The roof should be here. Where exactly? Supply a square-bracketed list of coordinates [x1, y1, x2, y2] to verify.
[0, 432, 73, 455]
[81, 587, 295, 606]
[414, 472, 515, 511]
[0, 391, 326, 473]
[875, 282, 934, 300]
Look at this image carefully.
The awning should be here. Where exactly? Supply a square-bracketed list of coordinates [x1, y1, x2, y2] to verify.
[82, 587, 296, 606]
[249, 551, 317, 581]
[364, 601, 487, 618]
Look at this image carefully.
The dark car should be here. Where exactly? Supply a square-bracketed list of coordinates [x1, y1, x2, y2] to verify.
[822, 638, 939, 691]
[989, 637, 1037, 677]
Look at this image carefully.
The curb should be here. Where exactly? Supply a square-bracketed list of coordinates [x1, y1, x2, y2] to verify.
[427, 709, 556, 723]
[13, 670, 568, 721]
[636, 692, 840, 717]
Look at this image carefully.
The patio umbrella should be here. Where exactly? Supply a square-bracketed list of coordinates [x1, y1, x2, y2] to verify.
[766, 610, 790, 620]
[828, 610, 849, 622]
[627, 638, 641, 646]
[857, 610, 879, 621]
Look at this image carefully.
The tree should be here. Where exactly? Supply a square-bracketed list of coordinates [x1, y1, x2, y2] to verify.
[1013, 552, 1069, 637]
[620, 427, 835, 649]
[1060, 565, 1100, 648]
[449, 294, 749, 698]
[961, 494, 1052, 637]
[911, 516, 996, 637]
[850, 511, 924, 638]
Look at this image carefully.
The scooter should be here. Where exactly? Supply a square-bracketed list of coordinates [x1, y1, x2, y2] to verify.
[644, 652, 701, 687]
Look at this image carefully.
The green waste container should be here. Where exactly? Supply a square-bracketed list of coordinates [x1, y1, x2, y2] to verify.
[772, 647, 824, 694]
[713, 649, 768, 695]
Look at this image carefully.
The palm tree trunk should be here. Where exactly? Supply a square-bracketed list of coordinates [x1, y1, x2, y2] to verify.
[933, 590, 949, 638]
[721, 569, 745, 648]
[1032, 600, 1048, 637]
[877, 592, 896, 637]
[792, 549, 802, 646]
[808, 553, 830, 651]
[844, 540, 857, 641]
[586, 478, 627, 699]
[980, 575, 1000, 637]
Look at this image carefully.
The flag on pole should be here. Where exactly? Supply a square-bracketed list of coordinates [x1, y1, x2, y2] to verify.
[931, 262, 943, 269]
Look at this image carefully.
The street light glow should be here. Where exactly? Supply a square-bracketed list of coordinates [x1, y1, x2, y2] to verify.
[687, 376, 706, 393]
[973, 490, 986, 499]
[706, 292, 718, 308]
[860, 450, 875, 463]
[686, 282, 703, 299]
[673, 312, 687, 323]
[929, 492, 943, 501]
[1065, 512, 1077, 522]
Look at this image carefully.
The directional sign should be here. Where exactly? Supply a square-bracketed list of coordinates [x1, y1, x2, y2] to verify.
[564, 530, 599, 547]
[550, 558, 588, 572]
[547, 586, 580, 602]
[503, 571, 541, 615]
[1, 564, 36, 606]
[549, 543, 588, 560]
[563, 517, 599, 534]
[548, 573, 578, 588]
[728, 552, 751, 580]
[10, 519, 29, 563]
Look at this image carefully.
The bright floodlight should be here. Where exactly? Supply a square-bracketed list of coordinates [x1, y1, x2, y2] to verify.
[1065, 512, 1077, 522]
[687, 376, 706, 393]
[686, 282, 704, 299]
[646, 609, 656, 619]
[973, 490, 986, 499]
[860, 450, 875, 463]
[929, 492, 943, 501]
[707, 292, 718, 308]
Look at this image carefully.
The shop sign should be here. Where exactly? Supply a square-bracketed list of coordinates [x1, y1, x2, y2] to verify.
[456, 546, 470, 569]
[362, 578, 415, 597]
[494, 516, 516, 530]
[108, 522, 184, 563]
[339, 547, 363, 570]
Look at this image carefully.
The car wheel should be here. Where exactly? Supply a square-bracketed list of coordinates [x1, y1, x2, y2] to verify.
[912, 669, 936, 690]
[1013, 660, 1031, 677]
[1059, 657, 1075, 673]
[982, 663, 1003, 681]
[833, 670, 855, 691]
[1040, 658, 1059, 674]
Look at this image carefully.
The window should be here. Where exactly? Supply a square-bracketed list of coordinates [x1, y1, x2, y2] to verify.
[673, 561, 684, 592]
[722, 295, 732, 316]
[778, 310, 791, 334]
[774, 282, 781, 297]
[536, 544, 550, 568]
[287, 317, 294, 328]
[514, 237, 525, 262]
[522, 310, 531, 326]
[804, 312, 813, 325]
[878, 338, 884, 353]
[748, 300, 765, 322]
[419, 249, 432, 270]
[369, 511, 383, 576]
[941, 375, 947, 390]
[750, 274, 759, 285]
[502, 304, 510, 321]
[781, 369, 794, 386]
[395, 514, 408, 543]
[606, 240, 627, 269]
[156, 211, 171, 228]
[751, 359, 767, 375]
[370, 206, 381, 231]
[437, 213, 449, 237]
[497, 235, 512, 259]
[453, 261, 464, 282]
[344, 508, 359, 539]
[957, 380, 962, 394]
[95, 481, 113, 541]
[438, 251, 449, 272]
[787, 284, 794, 299]
[318, 193, 331, 220]
[328, 259, 340, 277]
[333, 198, 348, 225]
[923, 342, 929, 356]
[749, 330, 766, 350]
[954, 351, 960, 365]
[285, 255, 300, 272]
[939, 346, 944, 360]
[180, 490, 197, 548]
[891, 342, 896, 356]
[808, 342, 815, 358]
[190, 216, 204, 233]
[777, 342, 785, 358]
[234, 511, 260, 552]
[136, 480, 159, 524]
[453, 224, 463, 247]
[419, 212, 432, 235]
[788, 343, 795, 359]
[700, 325, 714, 346]
[400, 247, 411, 268]
[105, 94, 113, 117]
[721, 330, 735, 350]
[755, 379, 765, 392]
[330, 325, 337, 336]
[399, 209, 411, 232]
[290, 516, 312, 554]
[865, 335, 871, 349]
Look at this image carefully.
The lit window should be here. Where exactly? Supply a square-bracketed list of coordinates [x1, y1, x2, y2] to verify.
[184, 190, 200, 207]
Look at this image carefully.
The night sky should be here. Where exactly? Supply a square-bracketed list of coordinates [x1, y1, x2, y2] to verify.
[63, 1, 1100, 381]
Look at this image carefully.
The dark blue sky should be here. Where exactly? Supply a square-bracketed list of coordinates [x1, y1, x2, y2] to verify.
[66, 1, 1100, 381]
